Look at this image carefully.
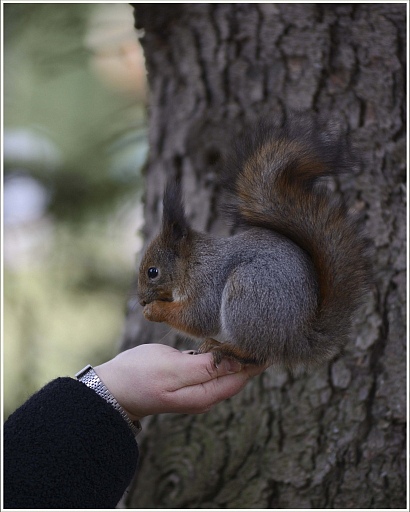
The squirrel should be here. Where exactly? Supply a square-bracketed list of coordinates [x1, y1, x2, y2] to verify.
[137, 118, 369, 370]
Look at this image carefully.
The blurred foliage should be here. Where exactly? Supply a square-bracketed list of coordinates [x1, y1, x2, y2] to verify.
[3, 3, 147, 419]
[4, 2, 146, 221]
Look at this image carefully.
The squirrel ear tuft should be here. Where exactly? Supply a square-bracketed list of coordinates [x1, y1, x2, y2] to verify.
[162, 179, 190, 242]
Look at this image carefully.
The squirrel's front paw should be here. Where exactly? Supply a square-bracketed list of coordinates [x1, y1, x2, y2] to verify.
[143, 301, 164, 322]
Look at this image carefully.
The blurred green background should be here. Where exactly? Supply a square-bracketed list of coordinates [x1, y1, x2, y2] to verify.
[3, 4, 147, 420]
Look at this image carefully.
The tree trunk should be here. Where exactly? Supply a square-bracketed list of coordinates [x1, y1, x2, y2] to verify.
[121, 4, 406, 508]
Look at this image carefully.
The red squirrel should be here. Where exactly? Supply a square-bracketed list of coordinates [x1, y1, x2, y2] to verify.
[137, 118, 369, 370]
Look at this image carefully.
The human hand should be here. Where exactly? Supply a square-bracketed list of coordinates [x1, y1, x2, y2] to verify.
[94, 344, 267, 421]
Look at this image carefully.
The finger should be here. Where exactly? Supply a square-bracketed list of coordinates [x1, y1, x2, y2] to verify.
[170, 352, 243, 389]
[167, 370, 251, 414]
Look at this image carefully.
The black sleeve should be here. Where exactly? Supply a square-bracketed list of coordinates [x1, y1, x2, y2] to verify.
[4, 377, 139, 509]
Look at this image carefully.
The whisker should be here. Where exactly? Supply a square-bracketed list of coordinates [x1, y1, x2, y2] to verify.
[127, 296, 140, 312]
[157, 328, 173, 343]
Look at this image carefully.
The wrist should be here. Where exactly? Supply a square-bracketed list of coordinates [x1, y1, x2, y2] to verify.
[76, 364, 142, 436]
[93, 362, 142, 422]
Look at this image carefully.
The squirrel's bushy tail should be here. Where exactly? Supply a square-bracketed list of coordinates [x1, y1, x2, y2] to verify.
[230, 118, 370, 366]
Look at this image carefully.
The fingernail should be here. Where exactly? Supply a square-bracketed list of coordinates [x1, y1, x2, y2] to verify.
[223, 359, 242, 373]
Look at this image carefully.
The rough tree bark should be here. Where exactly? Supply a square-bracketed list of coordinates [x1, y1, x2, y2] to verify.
[121, 4, 406, 509]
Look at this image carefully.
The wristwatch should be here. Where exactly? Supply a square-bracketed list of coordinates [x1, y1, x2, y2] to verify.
[75, 364, 142, 437]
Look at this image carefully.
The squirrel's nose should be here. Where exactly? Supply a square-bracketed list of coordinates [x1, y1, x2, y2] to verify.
[139, 299, 147, 307]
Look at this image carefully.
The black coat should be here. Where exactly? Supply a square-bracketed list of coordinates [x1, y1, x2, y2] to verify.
[4, 377, 139, 508]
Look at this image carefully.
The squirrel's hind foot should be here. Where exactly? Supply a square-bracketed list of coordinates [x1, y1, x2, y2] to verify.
[198, 338, 262, 367]
[197, 339, 223, 367]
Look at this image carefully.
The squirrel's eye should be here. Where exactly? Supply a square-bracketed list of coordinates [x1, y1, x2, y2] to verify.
[148, 267, 159, 279]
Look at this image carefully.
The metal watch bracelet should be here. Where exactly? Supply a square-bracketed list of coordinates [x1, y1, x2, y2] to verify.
[75, 364, 142, 437]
